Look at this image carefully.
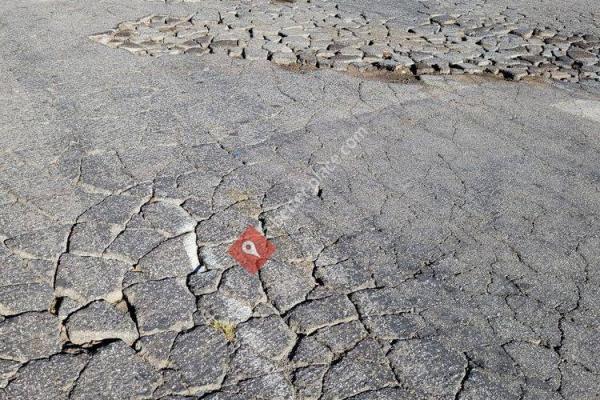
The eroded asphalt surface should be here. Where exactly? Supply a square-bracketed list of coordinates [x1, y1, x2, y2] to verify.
[1, 0, 600, 399]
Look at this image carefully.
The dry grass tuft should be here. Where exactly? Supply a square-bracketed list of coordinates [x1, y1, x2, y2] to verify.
[210, 320, 236, 342]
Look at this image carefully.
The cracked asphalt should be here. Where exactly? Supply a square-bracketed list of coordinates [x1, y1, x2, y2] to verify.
[1, 0, 600, 399]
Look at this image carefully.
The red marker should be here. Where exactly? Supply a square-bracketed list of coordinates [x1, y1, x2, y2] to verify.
[228, 226, 276, 274]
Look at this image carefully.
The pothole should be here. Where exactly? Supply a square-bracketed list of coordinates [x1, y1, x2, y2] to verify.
[89, 0, 600, 82]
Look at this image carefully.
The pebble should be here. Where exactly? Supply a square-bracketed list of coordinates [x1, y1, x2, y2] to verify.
[430, 14, 457, 26]
[271, 51, 298, 65]
[454, 62, 485, 74]
[501, 67, 529, 80]
[263, 41, 293, 54]
[567, 48, 598, 65]
[244, 47, 269, 61]
[512, 26, 534, 39]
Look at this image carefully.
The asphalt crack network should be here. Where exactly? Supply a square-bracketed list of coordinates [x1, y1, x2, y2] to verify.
[1, 0, 600, 398]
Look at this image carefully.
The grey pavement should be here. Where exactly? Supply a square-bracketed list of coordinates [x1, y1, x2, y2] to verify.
[0, 0, 600, 399]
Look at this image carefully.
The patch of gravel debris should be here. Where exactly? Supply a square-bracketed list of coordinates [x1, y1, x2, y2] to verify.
[90, 0, 600, 82]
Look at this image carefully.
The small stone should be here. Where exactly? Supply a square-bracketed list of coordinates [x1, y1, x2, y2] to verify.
[348, 61, 377, 73]
[229, 47, 244, 58]
[316, 49, 335, 59]
[554, 55, 575, 68]
[551, 69, 573, 80]
[244, 47, 269, 61]
[465, 26, 492, 39]
[280, 26, 309, 38]
[409, 24, 440, 36]
[264, 34, 283, 42]
[89, 31, 115, 45]
[567, 48, 598, 65]
[579, 64, 600, 74]
[489, 25, 513, 36]
[361, 45, 392, 59]
[430, 14, 456, 25]
[436, 60, 451, 74]
[519, 54, 546, 66]
[545, 37, 572, 51]
[479, 37, 498, 51]
[454, 62, 485, 74]
[512, 26, 534, 39]
[414, 61, 436, 74]
[501, 67, 529, 80]
[251, 26, 279, 39]
[309, 39, 332, 51]
[119, 41, 147, 54]
[176, 27, 209, 40]
[317, 57, 333, 68]
[497, 34, 527, 51]
[410, 51, 434, 62]
[271, 52, 298, 65]
[210, 39, 238, 49]
[332, 61, 350, 71]
[282, 36, 310, 49]
[195, 35, 213, 48]
[392, 54, 415, 67]
[338, 46, 364, 57]
[331, 54, 363, 65]
[177, 40, 204, 53]
[262, 42, 293, 54]
[298, 51, 318, 66]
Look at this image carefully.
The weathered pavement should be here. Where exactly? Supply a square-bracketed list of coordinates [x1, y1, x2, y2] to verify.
[1, 0, 600, 399]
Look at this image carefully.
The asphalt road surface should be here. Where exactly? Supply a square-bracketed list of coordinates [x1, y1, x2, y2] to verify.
[0, 0, 599, 399]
